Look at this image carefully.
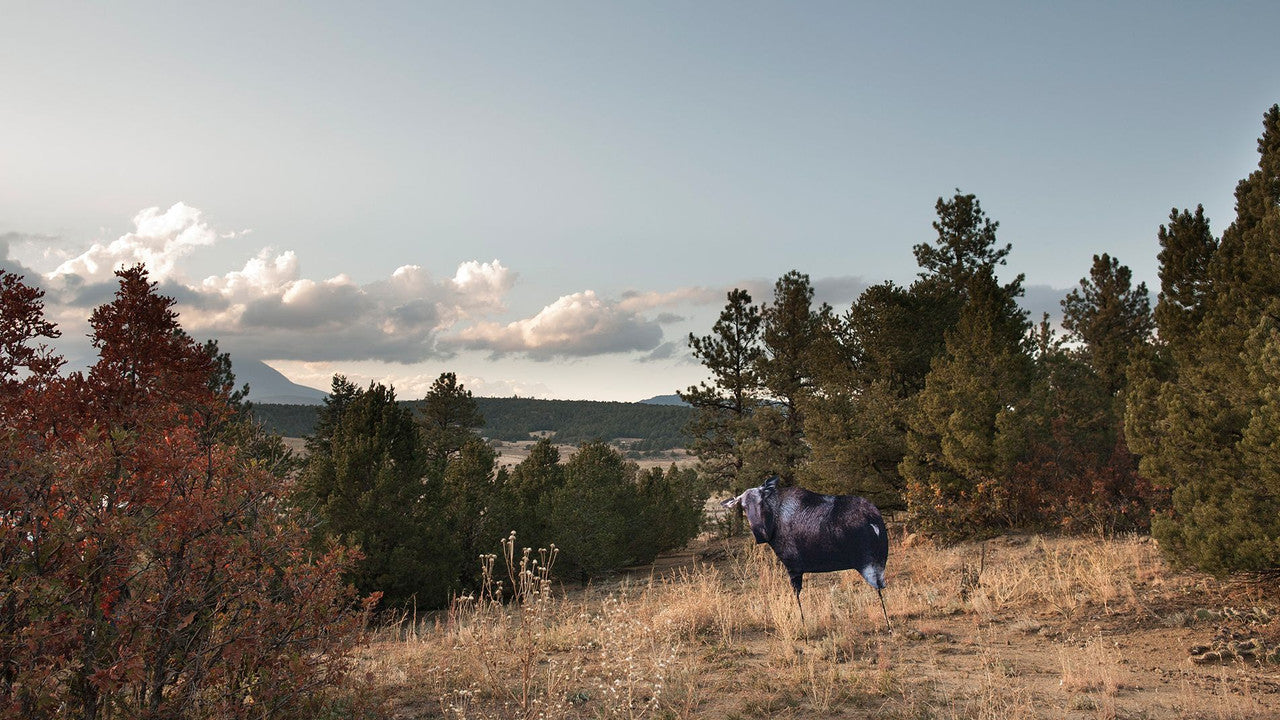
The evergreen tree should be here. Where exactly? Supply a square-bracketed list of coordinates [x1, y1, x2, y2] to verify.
[756, 270, 824, 481]
[1061, 253, 1154, 398]
[491, 438, 565, 553]
[1014, 254, 1156, 534]
[901, 269, 1031, 536]
[632, 464, 707, 561]
[297, 378, 454, 608]
[915, 192, 1012, 288]
[800, 377, 909, 509]
[680, 289, 762, 493]
[1128, 104, 1280, 571]
[417, 371, 484, 472]
[800, 280, 957, 506]
[546, 442, 644, 578]
[441, 436, 501, 590]
[895, 192, 1033, 535]
[1154, 205, 1218, 351]
[844, 281, 953, 395]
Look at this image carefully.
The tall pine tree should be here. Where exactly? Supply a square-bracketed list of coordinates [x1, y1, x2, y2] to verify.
[899, 194, 1031, 536]
[756, 271, 824, 481]
[901, 269, 1032, 535]
[680, 289, 762, 494]
[1128, 104, 1280, 571]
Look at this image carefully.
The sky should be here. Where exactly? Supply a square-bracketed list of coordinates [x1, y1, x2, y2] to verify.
[3, 2, 1278, 401]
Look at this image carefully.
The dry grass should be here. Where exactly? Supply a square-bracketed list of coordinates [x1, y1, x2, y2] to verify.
[354, 532, 1280, 719]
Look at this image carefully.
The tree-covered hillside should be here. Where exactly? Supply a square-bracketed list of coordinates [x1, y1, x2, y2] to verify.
[681, 104, 1280, 576]
[251, 396, 692, 449]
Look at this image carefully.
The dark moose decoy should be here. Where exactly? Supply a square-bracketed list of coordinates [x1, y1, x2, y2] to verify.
[722, 476, 891, 632]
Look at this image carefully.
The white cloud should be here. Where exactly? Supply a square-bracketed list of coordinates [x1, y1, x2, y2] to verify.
[49, 203, 225, 283]
[448, 260, 514, 315]
[198, 260, 519, 362]
[450, 290, 663, 359]
[28, 204, 529, 364]
[617, 286, 722, 313]
[201, 248, 300, 298]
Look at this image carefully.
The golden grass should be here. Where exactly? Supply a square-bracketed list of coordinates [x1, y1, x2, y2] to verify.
[354, 532, 1280, 720]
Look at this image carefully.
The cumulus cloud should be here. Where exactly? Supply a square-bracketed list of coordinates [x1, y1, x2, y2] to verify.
[193, 256, 516, 363]
[49, 203, 227, 283]
[449, 290, 664, 360]
[31, 203, 904, 369]
[618, 286, 723, 313]
[22, 203, 528, 364]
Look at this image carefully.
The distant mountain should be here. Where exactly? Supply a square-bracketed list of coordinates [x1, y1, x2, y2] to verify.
[233, 360, 327, 405]
[639, 394, 688, 406]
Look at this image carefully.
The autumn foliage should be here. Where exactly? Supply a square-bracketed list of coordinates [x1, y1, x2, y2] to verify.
[0, 267, 374, 720]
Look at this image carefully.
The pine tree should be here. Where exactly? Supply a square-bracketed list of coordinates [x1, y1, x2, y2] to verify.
[901, 267, 1031, 535]
[441, 436, 501, 589]
[756, 270, 824, 480]
[1129, 104, 1280, 571]
[1154, 205, 1218, 351]
[680, 289, 762, 493]
[800, 377, 909, 509]
[914, 191, 1023, 302]
[844, 281, 953, 395]
[896, 193, 1033, 535]
[546, 442, 643, 578]
[297, 378, 453, 607]
[490, 438, 565, 553]
[1013, 255, 1155, 534]
[417, 371, 485, 473]
[1061, 253, 1154, 398]
[800, 279, 960, 507]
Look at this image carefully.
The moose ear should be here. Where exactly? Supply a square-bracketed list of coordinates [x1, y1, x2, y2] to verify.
[720, 495, 741, 509]
[761, 476, 780, 497]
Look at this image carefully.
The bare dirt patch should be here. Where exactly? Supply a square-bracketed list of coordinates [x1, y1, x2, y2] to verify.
[490, 439, 695, 471]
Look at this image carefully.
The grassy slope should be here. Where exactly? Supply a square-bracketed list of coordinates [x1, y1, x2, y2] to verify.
[354, 532, 1280, 719]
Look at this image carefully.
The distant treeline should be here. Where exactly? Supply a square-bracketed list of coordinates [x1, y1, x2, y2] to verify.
[251, 396, 693, 449]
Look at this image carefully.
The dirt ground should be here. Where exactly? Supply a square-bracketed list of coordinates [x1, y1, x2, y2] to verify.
[658, 534, 1280, 719]
[489, 439, 695, 471]
[362, 531, 1280, 720]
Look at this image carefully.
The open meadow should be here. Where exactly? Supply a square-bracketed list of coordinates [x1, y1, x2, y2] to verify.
[353, 530, 1280, 719]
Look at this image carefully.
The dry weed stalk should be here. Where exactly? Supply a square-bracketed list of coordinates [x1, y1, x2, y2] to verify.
[443, 533, 566, 719]
[1059, 636, 1125, 695]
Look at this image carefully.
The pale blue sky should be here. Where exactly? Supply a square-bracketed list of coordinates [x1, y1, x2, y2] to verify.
[3, 2, 1277, 400]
